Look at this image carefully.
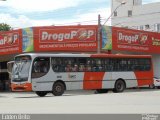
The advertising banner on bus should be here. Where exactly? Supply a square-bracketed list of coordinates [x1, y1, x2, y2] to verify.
[33, 25, 98, 52]
[112, 27, 160, 53]
[0, 30, 22, 55]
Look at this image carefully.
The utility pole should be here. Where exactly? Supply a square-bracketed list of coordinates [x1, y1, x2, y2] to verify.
[97, 14, 101, 54]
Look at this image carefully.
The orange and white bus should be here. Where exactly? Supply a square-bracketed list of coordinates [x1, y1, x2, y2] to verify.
[11, 53, 153, 96]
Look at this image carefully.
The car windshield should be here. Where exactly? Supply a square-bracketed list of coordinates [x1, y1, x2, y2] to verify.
[12, 56, 31, 80]
[154, 77, 160, 79]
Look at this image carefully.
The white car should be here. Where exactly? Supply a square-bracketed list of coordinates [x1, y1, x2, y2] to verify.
[153, 77, 160, 89]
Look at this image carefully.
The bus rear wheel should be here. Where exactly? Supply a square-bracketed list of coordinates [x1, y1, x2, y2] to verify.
[35, 91, 47, 97]
[95, 89, 108, 94]
[113, 80, 125, 93]
[52, 82, 65, 96]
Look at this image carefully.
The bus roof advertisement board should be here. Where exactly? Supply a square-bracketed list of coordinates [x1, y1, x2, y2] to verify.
[112, 27, 160, 53]
[0, 30, 22, 55]
[33, 25, 98, 52]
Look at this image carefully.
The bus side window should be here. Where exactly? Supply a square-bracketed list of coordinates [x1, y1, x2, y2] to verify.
[78, 58, 87, 72]
[72, 64, 78, 72]
[86, 65, 91, 71]
[52, 58, 65, 72]
[66, 64, 72, 72]
[42, 62, 49, 73]
[79, 65, 85, 72]
[32, 57, 50, 78]
[34, 61, 40, 72]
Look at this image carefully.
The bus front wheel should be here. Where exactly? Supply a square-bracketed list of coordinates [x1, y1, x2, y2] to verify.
[35, 91, 47, 97]
[52, 82, 65, 96]
[113, 80, 126, 93]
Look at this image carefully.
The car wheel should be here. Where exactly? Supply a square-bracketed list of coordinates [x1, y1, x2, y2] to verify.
[149, 84, 155, 89]
[157, 86, 160, 89]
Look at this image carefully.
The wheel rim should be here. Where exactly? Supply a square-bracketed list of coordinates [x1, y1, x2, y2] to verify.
[53, 82, 65, 96]
[55, 85, 62, 92]
[117, 82, 124, 91]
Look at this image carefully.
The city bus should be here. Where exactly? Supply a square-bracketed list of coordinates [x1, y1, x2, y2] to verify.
[11, 53, 153, 97]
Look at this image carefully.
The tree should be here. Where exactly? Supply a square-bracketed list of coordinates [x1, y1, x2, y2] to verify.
[0, 23, 12, 31]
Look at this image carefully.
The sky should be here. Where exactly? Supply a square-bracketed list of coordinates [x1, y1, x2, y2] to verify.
[0, 0, 159, 29]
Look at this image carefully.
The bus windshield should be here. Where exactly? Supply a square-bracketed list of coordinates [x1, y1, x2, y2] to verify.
[7, 61, 14, 73]
[12, 56, 31, 82]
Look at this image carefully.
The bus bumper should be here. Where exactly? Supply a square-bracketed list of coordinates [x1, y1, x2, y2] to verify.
[11, 83, 32, 92]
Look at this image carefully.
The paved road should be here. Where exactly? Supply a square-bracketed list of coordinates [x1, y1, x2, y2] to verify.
[0, 89, 160, 114]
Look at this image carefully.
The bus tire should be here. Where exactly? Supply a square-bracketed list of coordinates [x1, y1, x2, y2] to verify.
[52, 82, 65, 96]
[95, 89, 108, 94]
[35, 91, 47, 97]
[113, 80, 126, 93]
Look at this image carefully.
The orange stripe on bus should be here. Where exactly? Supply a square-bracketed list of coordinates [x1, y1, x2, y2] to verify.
[83, 72, 105, 90]
[11, 83, 32, 92]
[134, 71, 153, 86]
